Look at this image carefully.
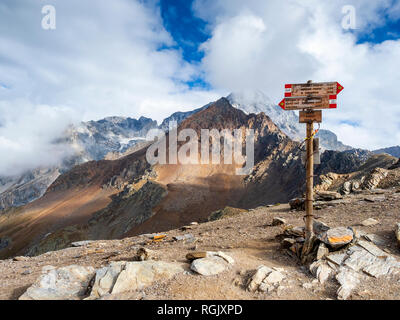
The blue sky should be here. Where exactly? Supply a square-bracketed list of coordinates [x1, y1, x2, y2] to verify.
[158, 0, 400, 91]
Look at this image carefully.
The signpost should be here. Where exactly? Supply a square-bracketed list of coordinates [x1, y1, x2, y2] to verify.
[278, 80, 343, 261]
[279, 95, 337, 110]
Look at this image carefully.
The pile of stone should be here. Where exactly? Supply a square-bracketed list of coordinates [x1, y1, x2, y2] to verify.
[280, 220, 400, 300]
[18, 248, 235, 300]
[247, 265, 286, 294]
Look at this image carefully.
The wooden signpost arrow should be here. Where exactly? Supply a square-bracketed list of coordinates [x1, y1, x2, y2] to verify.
[278, 80, 343, 263]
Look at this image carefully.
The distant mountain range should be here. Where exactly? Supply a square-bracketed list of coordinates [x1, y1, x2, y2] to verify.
[0, 97, 398, 259]
[373, 146, 400, 158]
[0, 90, 397, 212]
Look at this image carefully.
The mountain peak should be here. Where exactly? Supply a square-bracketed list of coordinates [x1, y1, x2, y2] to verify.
[226, 89, 274, 107]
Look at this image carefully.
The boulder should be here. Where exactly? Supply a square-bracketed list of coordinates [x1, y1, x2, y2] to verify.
[90, 261, 184, 298]
[19, 265, 95, 300]
[190, 256, 228, 276]
[112, 261, 184, 295]
[319, 227, 354, 249]
[396, 223, 400, 248]
[89, 262, 126, 298]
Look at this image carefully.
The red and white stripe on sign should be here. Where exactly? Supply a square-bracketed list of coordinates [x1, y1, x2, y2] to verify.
[329, 95, 337, 108]
[284, 84, 292, 97]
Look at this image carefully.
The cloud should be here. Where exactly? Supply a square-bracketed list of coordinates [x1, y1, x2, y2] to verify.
[0, 0, 222, 176]
[194, 0, 400, 150]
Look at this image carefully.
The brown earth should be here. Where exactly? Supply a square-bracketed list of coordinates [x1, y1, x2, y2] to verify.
[1, 187, 400, 300]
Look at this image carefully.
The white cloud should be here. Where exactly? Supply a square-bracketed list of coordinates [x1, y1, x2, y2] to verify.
[0, 0, 222, 176]
[194, 0, 400, 150]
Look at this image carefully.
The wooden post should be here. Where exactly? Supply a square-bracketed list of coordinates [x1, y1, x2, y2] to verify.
[305, 120, 314, 239]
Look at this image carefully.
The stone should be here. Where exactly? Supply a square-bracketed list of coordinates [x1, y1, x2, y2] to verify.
[336, 266, 360, 300]
[364, 196, 385, 203]
[351, 181, 360, 192]
[248, 265, 285, 293]
[180, 226, 192, 231]
[289, 198, 305, 211]
[319, 227, 354, 249]
[247, 265, 274, 292]
[342, 181, 351, 194]
[186, 251, 207, 261]
[272, 217, 286, 226]
[362, 168, 388, 190]
[316, 243, 329, 260]
[207, 251, 235, 265]
[315, 191, 343, 201]
[264, 270, 285, 285]
[361, 218, 379, 227]
[310, 260, 332, 284]
[313, 220, 330, 235]
[173, 234, 194, 241]
[90, 262, 126, 298]
[112, 261, 184, 295]
[363, 234, 386, 246]
[302, 283, 313, 290]
[90, 261, 184, 298]
[135, 247, 158, 261]
[13, 256, 29, 261]
[190, 256, 228, 276]
[283, 225, 305, 237]
[343, 242, 400, 278]
[282, 238, 296, 249]
[71, 241, 95, 247]
[326, 252, 347, 266]
[190, 222, 198, 225]
[19, 265, 95, 300]
[395, 223, 400, 248]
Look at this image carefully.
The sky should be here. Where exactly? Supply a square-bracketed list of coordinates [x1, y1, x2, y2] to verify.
[0, 0, 400, 176]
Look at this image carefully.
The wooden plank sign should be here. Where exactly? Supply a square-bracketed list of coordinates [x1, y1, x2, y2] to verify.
[299, 110, 322, 123]
[285, 82, 343, 97]
[279, 95, 337, 111]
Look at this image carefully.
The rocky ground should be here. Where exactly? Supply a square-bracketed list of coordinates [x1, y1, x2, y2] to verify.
[0, 186, 400, 300]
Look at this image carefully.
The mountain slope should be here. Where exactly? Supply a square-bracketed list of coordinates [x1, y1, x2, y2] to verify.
[0, 116, 157, 212]
[373, 145, 400, 158]
[0, 90, 355, 213]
